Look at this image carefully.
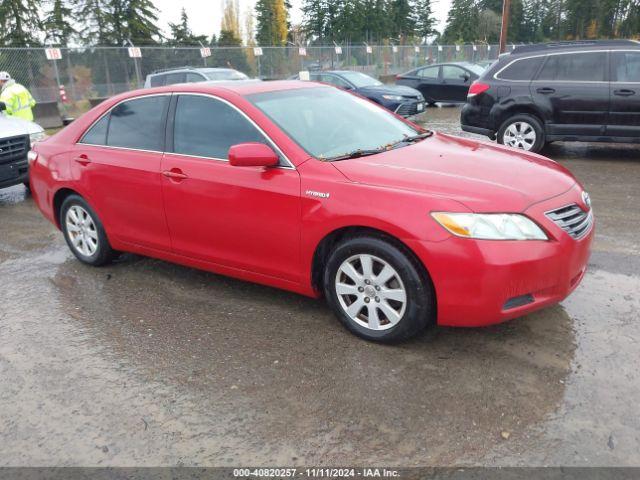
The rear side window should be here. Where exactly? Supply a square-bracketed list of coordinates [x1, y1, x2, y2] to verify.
[186, 72, 205, 83]
[498, 56, 543, 80]
[172, 95, 266, 159]
[108, 96, 169, 151]
[164, 72, 186, 85]
[612, 51, 640, 82]
[80, 115, 109, 145]
[418, 66, 439, 79]
[149, 74, 166, 87]
[537, 52, 607, 81]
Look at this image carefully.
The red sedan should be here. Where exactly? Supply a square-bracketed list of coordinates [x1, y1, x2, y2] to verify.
[28, 81, 594, 342]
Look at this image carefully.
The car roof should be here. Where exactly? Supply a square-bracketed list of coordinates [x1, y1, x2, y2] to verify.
[509, 40, 640, 57]
[138, 79, 324, 97]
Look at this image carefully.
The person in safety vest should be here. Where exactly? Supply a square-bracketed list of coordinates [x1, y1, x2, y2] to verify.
[0, 72, 36, 122]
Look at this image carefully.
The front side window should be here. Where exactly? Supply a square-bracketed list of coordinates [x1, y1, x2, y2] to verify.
[248, 87, 419, 159]
[80, 115, 109, 145]
[498, 56, 543, 80]
[172, 95, 266, 159]
[108, 96, 169, 151]
[537, 52, 607, 81]
[612, 51, 640, 82]
[442, 65, 468, 81]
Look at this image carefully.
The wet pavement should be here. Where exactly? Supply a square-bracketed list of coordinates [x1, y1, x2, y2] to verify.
[1, 106, 639, 466]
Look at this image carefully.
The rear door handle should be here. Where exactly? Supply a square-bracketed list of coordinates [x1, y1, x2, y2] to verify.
[614, 89, 635, 96]
[536, 87, 556, 94]
[162, 169, 188, 180]
[73, 154, 91, 166]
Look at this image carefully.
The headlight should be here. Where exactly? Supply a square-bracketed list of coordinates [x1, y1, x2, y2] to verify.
[30, 131, 48, 144]
[431, 212, 548, 240]
[382, 94, 403, 101]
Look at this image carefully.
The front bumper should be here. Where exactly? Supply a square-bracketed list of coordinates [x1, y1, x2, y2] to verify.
[0, 157, 29, 189]
[393, 99, 425, 117]
[407, 186, 594, 327]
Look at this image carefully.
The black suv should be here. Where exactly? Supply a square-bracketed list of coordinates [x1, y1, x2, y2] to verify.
[461, 40, 640, 153]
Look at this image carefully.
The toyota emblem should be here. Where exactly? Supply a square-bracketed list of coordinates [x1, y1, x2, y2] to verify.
[582, 191, 591, 209]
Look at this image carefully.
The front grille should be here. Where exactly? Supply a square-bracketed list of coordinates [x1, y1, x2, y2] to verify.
[546, 204, 593, 240]
[395, 101, 420, 117]
[0, 135, 29, 165]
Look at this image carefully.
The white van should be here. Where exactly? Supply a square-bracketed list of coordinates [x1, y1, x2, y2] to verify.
[0, 106, 46, 189]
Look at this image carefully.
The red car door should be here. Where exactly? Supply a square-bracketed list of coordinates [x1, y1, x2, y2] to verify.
[73, 94, 172, 251]
[160, 94, 302, 282]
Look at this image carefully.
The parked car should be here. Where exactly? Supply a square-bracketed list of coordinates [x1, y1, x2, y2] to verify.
[293, 70, 425, 117]
[475, 59, 496, 70]
[29, 80, 593, 343]
[144, 67, 250, 88]
[396, 62, 485, 104]
[461, 40, 640, 153]
[0, 104, 46, 189]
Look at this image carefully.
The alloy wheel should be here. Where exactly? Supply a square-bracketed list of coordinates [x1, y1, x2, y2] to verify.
[503, 121, 536, 151]
[334, 254, 407, 331]
[65, 205, 99, 257]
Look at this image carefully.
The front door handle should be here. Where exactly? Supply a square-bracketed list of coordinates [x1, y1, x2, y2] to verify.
[536, 87, 556, 94]
[73, 154, 91, 166]
[614, 89, 635, 96]
[162, 169, 188, 180]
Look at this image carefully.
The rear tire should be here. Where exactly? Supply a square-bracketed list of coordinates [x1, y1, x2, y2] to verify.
[497, 114, 545, 153]
[323, 236, 435, 343]
[60, 195, 117, 266]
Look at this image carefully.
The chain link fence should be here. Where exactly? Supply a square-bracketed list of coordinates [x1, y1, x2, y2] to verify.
[0, 44, 503, 112]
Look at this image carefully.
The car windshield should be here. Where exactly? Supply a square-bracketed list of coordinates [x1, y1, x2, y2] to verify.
[337, 71, 383, 88]
[248, 87, 420, 160]
[204, 70, 249, 81]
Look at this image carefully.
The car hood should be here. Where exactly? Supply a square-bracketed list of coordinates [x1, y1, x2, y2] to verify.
[357, 84, 422, 98]
[0, 113, 43, 137]
[331, 132, 578, 212]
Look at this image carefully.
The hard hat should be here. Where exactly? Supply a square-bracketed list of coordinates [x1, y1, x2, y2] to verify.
[0, 72, 10, 81]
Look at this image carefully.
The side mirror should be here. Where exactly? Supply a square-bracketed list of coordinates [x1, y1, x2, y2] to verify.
[228, 142, 279, 167]
[460, 73, 471, 82]
[0, 101, 6, 112]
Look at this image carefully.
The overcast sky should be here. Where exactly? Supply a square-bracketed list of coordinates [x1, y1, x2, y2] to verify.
[154, 0, 453, 40]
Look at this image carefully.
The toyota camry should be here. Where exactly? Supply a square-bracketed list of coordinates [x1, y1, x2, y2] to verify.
[28, 80, 594, 342]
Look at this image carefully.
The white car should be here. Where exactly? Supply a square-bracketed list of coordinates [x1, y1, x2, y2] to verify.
[0, 108, 46, 189]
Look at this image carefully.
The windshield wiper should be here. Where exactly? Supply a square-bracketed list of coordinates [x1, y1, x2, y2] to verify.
[324, 131, 433, 161]
[325, 148, 388, 161]
[389, 131, 433, 149]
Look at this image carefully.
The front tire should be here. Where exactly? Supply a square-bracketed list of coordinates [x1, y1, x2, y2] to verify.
[323, 236, 435, 343]
[497, 114, 545, 153]
[60, 195, 116, 266]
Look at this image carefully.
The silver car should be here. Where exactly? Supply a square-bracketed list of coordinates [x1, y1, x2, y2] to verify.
[144, 67, 250, 88]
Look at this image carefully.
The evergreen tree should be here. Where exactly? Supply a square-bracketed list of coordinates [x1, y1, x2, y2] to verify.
[0, 0, 42, 46]
[442, 0, 479, 43]
[302, 0, 327, 42]
[108, 0, 162, 45]
[76, 0, 111, 44]
[214, 30, 250, 72]
[168, 8, 207, 45]
[415, 0, 437, 40]
[43, 0, 75, 46]
[388, 0, 416, 41]
[255, 0, 289, 46]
